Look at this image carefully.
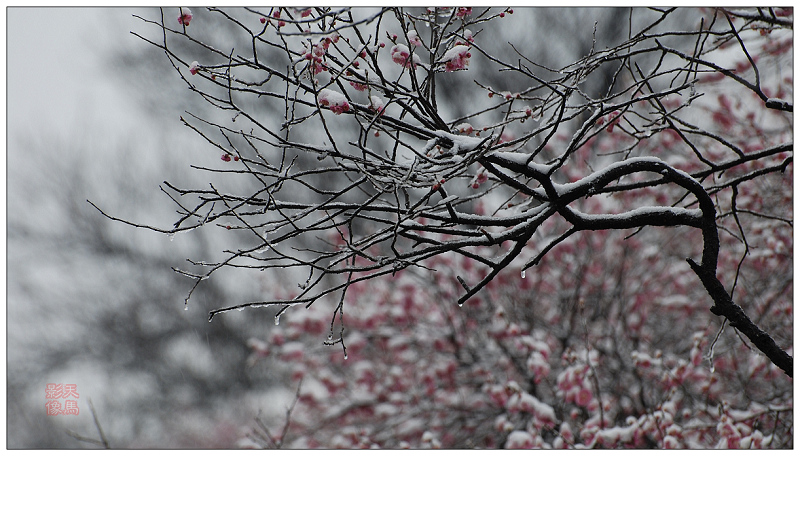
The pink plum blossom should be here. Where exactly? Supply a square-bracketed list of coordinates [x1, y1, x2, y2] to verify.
[189, 61, 199, 75]
[455, 7, 472, 18]
[391, 44, 420, 69]
[442, 45, 471, 72]
[455, 122, 474, 134]
[505, 430, 534, 449]
[575, 388, 593, 407]
[318, 88, 351, 114]
[280, 342, 305, 362]
[178, 8, 193, 26]
[270, 9, 286, 28]
[305, 40, 331, 74]
[407, 30, 422, 47]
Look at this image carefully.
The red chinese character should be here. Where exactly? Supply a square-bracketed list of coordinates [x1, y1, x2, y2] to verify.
[46, 400, 63, 416]
[63, 384, 80, 398]
[45, 383, 64, 399]
[63, 400, 80, 415]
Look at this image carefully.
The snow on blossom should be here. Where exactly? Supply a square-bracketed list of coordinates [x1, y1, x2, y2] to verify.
[421, 430, 441, 449]
[245, 338, 270, 366]
[593, 424, 638, 448]
[494, 415, 515, 433]
[189, 61, 200, 75]
[663, 435, 679, 449]
[178, 8, 193, 26]
[526, 351, 550, 381]
[455, 123, 474, 134]
[407, 30, 422, 47]
[505, 430, 534, 449]
[280, 342, 305, 362]
[739, 430, 765, 449]
[506, 390, 556, 425]
[318, 88, 350, 114]
[369, 95, 385, 114]
[391, 44, 420, 69]
[631, 350, 662, 369]
[441, 45, 471, 72]
[455, 7, 472, 18]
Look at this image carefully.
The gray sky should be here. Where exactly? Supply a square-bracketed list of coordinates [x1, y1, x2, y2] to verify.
[8, 8, 149, 145]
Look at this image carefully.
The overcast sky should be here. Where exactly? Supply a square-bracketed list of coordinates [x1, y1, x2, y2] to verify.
[7, 8, 154, 146]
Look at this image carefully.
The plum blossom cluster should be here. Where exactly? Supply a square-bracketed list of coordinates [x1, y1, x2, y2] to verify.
[317, 88, 350, 114]
[303, 33, 340, 75]
[391, 44, 421, 70]
[441, 45, 471, 72]
[407, 30, 423, 48]
[242, 207, 791, 449]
